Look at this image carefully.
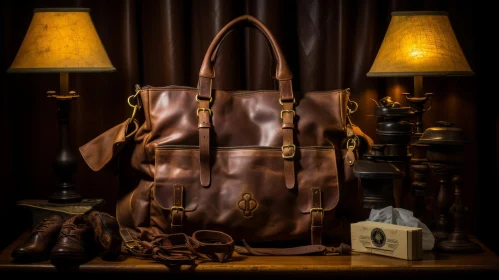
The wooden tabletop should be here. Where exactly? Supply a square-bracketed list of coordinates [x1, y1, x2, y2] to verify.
[1, 231, 499, 278]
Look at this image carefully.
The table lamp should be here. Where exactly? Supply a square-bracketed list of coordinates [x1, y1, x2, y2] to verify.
[366, 11, 474, 225]
[367, 11, 474, 138]
[7, 8, 115, 203]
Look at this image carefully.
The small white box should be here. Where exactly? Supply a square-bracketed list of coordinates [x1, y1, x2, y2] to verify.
[350, 221, 423, 260]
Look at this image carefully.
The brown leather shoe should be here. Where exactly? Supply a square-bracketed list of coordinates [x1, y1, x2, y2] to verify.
[50, 214, 95, 263]
[11, 215, 65, 261]
[86, 211, 122, 260]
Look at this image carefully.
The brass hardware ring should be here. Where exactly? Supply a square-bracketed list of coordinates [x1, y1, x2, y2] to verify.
[196, 94, 213, 103]
[279, 98, 296, 105]
[348, 100, 358, 115]
[347, 136, 358, 150]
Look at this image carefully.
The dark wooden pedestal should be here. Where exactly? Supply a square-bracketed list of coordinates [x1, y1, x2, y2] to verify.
[1, 232, 498, 279]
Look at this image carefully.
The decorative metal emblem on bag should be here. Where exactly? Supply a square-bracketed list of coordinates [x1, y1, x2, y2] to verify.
[238, 193, 257, 217]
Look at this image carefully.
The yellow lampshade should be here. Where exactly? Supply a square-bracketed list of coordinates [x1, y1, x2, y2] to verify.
[8, 8, 115, 73]
[367, 11, 473, 77]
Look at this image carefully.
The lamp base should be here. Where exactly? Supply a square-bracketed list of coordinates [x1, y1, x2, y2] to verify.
[17, 199, 105, 229]
[48, 182, 82, 203]
[437, 238, 482, 254]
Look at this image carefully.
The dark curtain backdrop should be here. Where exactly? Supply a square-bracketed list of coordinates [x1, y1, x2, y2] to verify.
[2, 0, 497, 253]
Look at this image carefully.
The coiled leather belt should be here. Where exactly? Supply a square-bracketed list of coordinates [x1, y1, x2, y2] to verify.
[123, 230, 235, 265]
[122, 229, 350, 266]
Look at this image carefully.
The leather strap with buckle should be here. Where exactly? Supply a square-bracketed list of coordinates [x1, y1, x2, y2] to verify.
[280, 80, 296, 190]
[120, 228, 140, 249]
[171, 185, 184, 233]
[197, 77, 212, 187]
[196, 77, 297, 190]
[311, 188, 323, 245]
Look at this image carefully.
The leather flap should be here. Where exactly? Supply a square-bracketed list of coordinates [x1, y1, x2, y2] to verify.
[79, 119, 139, 171]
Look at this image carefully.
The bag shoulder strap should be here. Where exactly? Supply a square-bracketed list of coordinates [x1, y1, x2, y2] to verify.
[235, 240, 351, 256]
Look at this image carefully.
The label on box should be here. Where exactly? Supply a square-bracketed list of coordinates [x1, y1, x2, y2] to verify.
[351, 221, 423, 260]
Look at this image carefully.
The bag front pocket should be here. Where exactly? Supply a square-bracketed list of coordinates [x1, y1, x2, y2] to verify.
[152, 145, 340, 241]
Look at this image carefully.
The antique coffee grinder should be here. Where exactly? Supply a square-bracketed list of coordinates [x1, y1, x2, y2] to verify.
[360, 97, 414, 207]
[419, 121, 482, 253]
[354, 97, 412, 210]
[373, 96, 414, 159]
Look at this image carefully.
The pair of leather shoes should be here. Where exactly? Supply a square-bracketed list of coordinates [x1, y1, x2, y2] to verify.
[12, 211, 122, 263]
[11, 215, 65, 261]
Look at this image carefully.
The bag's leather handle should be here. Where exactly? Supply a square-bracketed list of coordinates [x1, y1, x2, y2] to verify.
[210, 27, 278, 80]
[199, 15, 292, 81]
[196, 15, 296, 189]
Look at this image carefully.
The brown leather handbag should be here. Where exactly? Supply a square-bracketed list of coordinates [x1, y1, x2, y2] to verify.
[80, 15, 372, 254]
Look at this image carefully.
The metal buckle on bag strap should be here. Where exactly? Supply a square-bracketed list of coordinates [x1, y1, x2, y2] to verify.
[310, 208, 324, 223]
[120, 228, 140, 249]
[171, 206, 184, 214]
[281, 144, 296, 159]
[280, 109, 296, 119]
[171, 186, 185, 233]
[197, 108, 212, 117]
